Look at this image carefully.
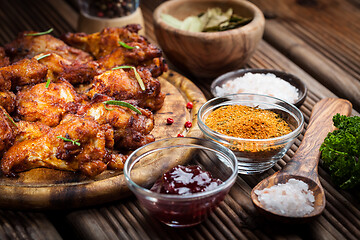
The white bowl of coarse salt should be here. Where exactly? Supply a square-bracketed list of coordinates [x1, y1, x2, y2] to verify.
[211, 69, 307, 107]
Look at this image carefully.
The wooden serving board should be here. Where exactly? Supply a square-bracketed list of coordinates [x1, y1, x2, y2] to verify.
[0, 70, 206, 210]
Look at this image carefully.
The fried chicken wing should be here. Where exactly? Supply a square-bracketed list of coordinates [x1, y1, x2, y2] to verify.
[0, 58, 47, 91]
[78, 94, 155, 150]
[16, 79, 84, 126]
[62, 26, 167, 77]
[1, 114, 109, 177]
[5, 32, 93, 64]
[36, 53, 100, 85]
[0, 91, 16, 113]
[86, 68, 165, 111]
[61, 25, 151, 59]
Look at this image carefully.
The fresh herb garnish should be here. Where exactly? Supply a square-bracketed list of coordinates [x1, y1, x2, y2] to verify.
[57, 136, 81, 146]
[35, 53, 51, 61]
[112, 66, 145, 91]
[25, 28, 54, 36]
[4, 112, 17, 127]
[320, 114, 360, 189]
[118, 41, 139, 49]
[102, 100, 142, 115]
[45, 79, 51, 88]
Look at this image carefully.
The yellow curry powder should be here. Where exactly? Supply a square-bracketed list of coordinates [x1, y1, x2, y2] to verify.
[205, 105, 292, 139]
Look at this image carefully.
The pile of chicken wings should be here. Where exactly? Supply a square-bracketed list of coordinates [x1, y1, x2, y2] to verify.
[0, 25, 167, 177]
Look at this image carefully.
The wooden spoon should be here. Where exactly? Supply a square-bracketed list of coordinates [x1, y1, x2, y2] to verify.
[251, 98, 352, 222]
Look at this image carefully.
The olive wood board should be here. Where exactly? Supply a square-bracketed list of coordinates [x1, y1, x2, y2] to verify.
[0, 70, 206, 210]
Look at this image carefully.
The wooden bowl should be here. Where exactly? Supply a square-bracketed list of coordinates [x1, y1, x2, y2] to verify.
[153, 0, 265, 79]
[211, 69, 308, 107]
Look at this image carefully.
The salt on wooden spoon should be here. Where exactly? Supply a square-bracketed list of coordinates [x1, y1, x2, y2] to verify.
[251, 98, 352, 222]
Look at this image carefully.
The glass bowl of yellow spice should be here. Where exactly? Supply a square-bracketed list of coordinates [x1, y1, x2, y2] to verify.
[197, 93, 304, 174]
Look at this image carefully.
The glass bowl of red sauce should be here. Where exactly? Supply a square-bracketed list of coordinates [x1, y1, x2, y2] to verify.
[197, 93, 304, 174]
[124, 137, 238, 227]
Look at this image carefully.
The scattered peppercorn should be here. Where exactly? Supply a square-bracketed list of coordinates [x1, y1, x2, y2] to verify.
[177, 134, 184, 137]
[86, 0, 137, 18]
[184, 121, 192, 128]
[186, 102, 193, 109]
[166, 118, 174, 125]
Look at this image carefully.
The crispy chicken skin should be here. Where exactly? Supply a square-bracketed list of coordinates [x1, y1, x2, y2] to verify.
[5, 32, 93, 64]
[61, 25, 152, 59]
[86, 68, 165, 111]
[37, 53, 100, 85]
[0, 106, 16, 156]
[1, 114, 109, 177]
[62, 25, 167, 77]
[78, 94, 155, 150]
[16, 79, 84, 126]
[0, 47, 9, 67]
[107, 150, 127, 170]
[0, 91, 16, 113]
[14, 120, 51, 143]
[0, 58, 47, 90]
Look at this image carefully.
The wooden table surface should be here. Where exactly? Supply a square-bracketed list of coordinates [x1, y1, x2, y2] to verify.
[0, 0, 359, 239]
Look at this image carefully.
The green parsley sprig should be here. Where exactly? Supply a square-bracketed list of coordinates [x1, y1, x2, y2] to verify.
[320, 114, 360, 189]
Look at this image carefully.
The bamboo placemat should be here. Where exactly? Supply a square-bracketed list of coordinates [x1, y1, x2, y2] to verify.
[0, 0, 359, 239]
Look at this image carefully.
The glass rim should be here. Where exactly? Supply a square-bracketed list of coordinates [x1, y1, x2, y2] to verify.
[197, 93, 305, 144]
[124, 137, 238, 201]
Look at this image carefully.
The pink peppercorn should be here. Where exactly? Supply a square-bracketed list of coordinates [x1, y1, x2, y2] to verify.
[166, 118, 174, 125]
[186, 102, 193, 109]
[184, 121, 192, 128]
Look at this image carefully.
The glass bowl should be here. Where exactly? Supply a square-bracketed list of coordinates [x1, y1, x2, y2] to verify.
[197, 93, 304, 174]
[124, 137, 238, 227]
[210, 69, 308, 107]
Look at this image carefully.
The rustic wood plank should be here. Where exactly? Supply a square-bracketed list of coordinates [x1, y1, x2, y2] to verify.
[250, 0, 360, 110]
[0, 0, 359, 239]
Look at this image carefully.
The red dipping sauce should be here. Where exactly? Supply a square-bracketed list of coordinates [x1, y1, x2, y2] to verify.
[138, 165, 226, 227]
[150, 165, 223, 195]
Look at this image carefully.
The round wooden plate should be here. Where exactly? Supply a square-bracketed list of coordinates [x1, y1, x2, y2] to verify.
[0, 70, 206, 210]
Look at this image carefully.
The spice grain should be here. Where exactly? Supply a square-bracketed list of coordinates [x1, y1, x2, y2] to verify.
[205, 105, 291, 139]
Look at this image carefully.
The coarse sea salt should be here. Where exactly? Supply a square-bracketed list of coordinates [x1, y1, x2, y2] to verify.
[215, 73, 299, 104]
[254, 178, 315, 217]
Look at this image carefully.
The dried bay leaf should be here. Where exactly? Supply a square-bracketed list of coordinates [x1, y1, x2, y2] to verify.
[161, 8, 252, 32]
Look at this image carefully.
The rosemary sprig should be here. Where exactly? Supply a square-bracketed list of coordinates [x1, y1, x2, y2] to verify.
[45, 79, 51, 88]
[118, 41, 139, 49]
[25, 28, 54, 36]
[4, 112, 17, 127]
[102, 100, 142, 115]
[35, 53, 51, 61]
[56, 136, 81, 146]
[112, 66, 145, 91]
